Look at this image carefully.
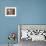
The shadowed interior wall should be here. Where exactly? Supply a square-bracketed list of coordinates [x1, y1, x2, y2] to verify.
[0, 0, 46, 44]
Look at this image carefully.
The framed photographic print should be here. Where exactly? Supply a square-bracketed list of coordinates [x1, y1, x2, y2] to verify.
[5, 7, 16, 16]
[18, 24, 46, 42]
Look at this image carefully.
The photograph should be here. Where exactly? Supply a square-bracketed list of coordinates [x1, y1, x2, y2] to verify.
[18, 24, 46, 46]
[5, 7, 16, 16]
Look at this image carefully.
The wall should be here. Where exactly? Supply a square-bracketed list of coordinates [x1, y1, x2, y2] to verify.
[0, 0, 46, 44]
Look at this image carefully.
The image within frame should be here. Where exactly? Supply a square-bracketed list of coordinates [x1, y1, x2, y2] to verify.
[5, 7, 16, 16]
